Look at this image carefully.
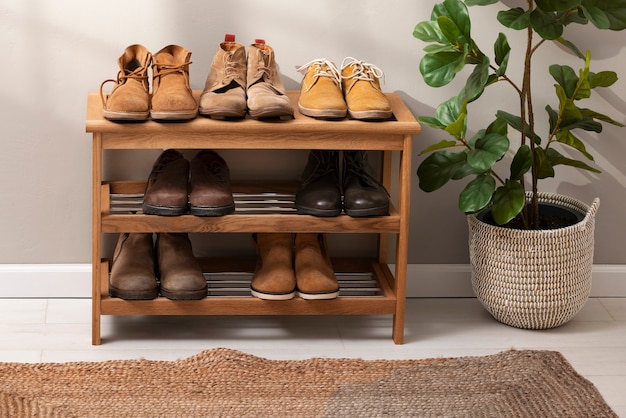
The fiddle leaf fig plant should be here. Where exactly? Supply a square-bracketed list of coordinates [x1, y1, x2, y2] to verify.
[413, 0, 626, 228]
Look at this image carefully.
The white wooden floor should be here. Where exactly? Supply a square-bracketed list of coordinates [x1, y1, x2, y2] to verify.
[0, 297, 624, 416]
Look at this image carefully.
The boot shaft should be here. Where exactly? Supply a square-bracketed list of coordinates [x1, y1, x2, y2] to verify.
[246, 41, 286, 93]
[204, 41, 247, 92]
[152, 44, 193, 94]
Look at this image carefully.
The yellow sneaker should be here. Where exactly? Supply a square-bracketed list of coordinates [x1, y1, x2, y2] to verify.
[340, 57, 392, 120]
[296, 58, 347, 119]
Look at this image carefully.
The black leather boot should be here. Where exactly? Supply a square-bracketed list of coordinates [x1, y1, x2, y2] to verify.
[295, 150, 342, 217]
[342, 151, 389, 217]
[142, 149, 189, 216]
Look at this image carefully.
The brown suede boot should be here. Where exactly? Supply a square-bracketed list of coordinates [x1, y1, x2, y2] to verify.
[246, 40, 293, 119]
[198, 34, 247, 118]
[340, 57, 392, 120]
[109, 233, 158, 300]
[189, 150, 235, 216]
[100, 44, 151, 121]
[294, 233, 339, 300]
[151, 45, 198, 120]
[156, 233, 207, 300]
[250, 233, 296, 300]
[296, 58, 347, 119]
[142, 149, 190, 216]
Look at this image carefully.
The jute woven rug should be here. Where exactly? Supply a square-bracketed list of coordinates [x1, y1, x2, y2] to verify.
[0, 348, 616, 417]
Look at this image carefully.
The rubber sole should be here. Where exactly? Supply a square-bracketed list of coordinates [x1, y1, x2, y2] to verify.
[298, 104, 347, 119]
[297, 289, 340, 300]
[142, 203, 188, 216]
[189, 204, 235, 217]
[343, 203, 389, 217]
[250, 287, 296, 300]
[102, 110, 149, 121]
[160, 287, 208, 300]
[150, 110, 198, 121]
[295, 205, 342, 217]
[347, 109, 393, 120]
[109, 285, 158, 300]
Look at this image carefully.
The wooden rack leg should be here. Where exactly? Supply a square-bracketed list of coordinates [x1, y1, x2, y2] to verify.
[92, 133, 102, 345]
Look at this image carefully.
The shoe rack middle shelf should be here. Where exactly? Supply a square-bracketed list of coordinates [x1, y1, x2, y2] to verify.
[102, 180, 400, 233]
[87, 90, 421, 346]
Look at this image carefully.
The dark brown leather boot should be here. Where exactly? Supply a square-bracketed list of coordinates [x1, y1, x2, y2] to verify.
[189, 150, 235, 216]
[142, 149, 190, 216]
[295, 233, 339, 300]
[250, 233, 296, 300]
[295, 150, 342, 217]
[156, 233, 207, 300]
[109, 233, 158, 300]
[343, 151, 389, 217]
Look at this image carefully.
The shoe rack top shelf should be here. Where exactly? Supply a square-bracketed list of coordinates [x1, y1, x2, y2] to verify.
[85, 91, 421, 150]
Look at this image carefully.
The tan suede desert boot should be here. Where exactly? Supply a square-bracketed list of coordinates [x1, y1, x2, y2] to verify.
[251, 233, 296, 300]
[151, 45, 198, 120]
[294, 233, 339, 300]
[109, 233, 158, 300]
[156, 233, 207, 300]
[340, 57, 392, 120]
[246, 40, 293, 119]
[296, 58, 347, 119]
[100, 44, 151, 121]
[199, 34, 247, 118]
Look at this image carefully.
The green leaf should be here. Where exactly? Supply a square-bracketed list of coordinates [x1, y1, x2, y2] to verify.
[417, 116, 447, 130]
[419, 139, 460, 155]
[530, 8, 564, 39]
[413, 21, 447, 44]
[496, 110, 542, 143]
[556, 37, 586, 59]
[432, 0, 472, 41]
[549, 64, 579, 98]
[534, 147, 556, 179]
[582, 0, 626, 30]
[459, 174, 496, 213]
[494, 33, 511, 77]
[417, 150, 468, 192]
[435, 95, 467, 135]
[546, 148, 601, 173]
[465, 0, 498, 5]
[491, 181, 526, 225]
[438, 15, 464, 44]
[510, 145, 533, 181]
[498, 8, 532, 29]
[559, 116, 603, 132]
[420, 51, 466, 87]
[590, 70, 619, 88]
[467, 133, 510, 172]
[536, 0, 582, 12]
[555, 84, 583, 120]
[580, 108, 625, 127]
[461, 56, 490, 102]
[555, 130, 594, 160]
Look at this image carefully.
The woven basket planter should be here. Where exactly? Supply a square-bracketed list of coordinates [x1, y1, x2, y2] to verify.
[468, 193, 599, 329]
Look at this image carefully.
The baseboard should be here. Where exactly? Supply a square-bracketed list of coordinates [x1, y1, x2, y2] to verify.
[0, 264, 624, 298]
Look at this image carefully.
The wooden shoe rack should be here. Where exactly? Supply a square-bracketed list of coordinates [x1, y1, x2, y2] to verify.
[86, 90, 421, 345]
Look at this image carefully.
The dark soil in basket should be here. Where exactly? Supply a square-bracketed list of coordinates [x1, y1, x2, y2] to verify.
[479, 203, 583, 230]
[497, 214, 575, 230]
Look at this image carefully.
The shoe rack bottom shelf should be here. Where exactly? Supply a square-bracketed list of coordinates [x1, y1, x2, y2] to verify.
[97, 257, 398, 317]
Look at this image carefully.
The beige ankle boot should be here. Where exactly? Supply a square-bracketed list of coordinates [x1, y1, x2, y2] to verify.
[246, 40, 293, 119]
[100, 44, 151, 121]
[199, 34, 247, 118]
[340, 57, 392, 120]
[151, 45, 198, 120]
[251, 233, 296, 300]
[295, 233, 339, 300]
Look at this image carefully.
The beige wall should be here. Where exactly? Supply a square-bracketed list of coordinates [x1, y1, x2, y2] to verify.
[1, 0, 625, 265]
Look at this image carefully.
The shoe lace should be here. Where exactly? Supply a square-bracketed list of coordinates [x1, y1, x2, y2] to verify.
[296, 58, 341, 91]
[99, 57, 151, 107]
[222, 53, 244, 84]
[340, 57, 385, 83]
[153, 59, 192, 80]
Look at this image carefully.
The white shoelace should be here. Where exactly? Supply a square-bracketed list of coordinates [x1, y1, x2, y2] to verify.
[296, 58, 342, 87]
[340, 57, 385, 82]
